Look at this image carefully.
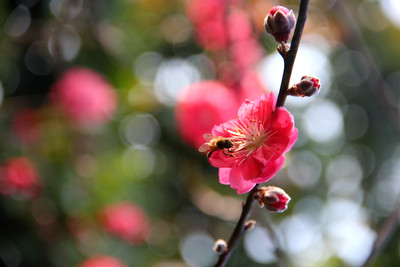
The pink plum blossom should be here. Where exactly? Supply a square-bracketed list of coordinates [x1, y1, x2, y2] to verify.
[175, 81, 238, 148]
[238, 71, 267, 103]
[99, 202, 150, 245]
[50, 67, 117, 127]
[202, 92, 298, 194]
[77, 255, 127, 267]
[0, 157, 42, 198]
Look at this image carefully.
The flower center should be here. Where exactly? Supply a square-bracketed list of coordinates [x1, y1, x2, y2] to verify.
[246, 131, 267, 150]
[227, 117, 268, 156]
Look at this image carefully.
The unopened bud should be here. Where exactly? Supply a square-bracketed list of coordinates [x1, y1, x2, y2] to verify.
[288, 76, 321, 97]
[264, 6, 296, 43]
[253, 186, 291, 213]
[244, 220, 256, 231]
[213, 239, 228, 254]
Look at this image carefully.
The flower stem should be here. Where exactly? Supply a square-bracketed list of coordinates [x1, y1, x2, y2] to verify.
[214, 1, 310, 266]
[361, 202, 400, 267]
[214, 185, 259, 266]
[276, 0, 310, 108]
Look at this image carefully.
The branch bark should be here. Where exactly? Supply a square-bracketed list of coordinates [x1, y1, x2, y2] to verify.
[214, 1, 310, 266]
[361, 203, 400, 267]
[276, 0, 310, 107]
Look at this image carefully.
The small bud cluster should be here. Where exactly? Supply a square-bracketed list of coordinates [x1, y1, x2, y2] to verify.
[264, 6, 296, 43]
[244, 220, 256, 231]
[253, 186, 291, 213]
[213, 239, 228, 254]
[288, 76, 321, 97]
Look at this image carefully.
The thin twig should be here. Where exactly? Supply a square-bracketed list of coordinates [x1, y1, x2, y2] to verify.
[262, 212, 287, 267]
[214, 1, 310, 266]
[331, 1, 400, 265]
[332, 0, 400, 136]
[361, 202, 400, 267]
[215, 185, 259, 266]
[276, 0, 310, 107]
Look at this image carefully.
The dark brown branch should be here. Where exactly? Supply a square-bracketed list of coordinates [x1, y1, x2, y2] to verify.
[332, 0, 400, 136]
[214, 185, 259, 266]
[331, 1, 400, 265]
[276, 0, 310, 108]
[214, 1, 310, 266]
[361, 203, 400, 267]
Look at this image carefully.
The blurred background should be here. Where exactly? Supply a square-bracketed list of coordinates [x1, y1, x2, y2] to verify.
[0, 0, 400, 266]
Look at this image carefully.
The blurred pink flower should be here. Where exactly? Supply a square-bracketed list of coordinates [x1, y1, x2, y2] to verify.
[230, 38, 263, 73]
[175, 81, 238, 148]
[202, 92, 298, 194]
[0, 157, 42, 198]
[195, 21, 228, 50]
[11, 109, 42, 143]
[185, 0, 228, 50]
[77, 255, 127, 267]
[185, 0, 223, 24]
[238, 71, 267, 103]
[50, 67, 117, 126]
[99, 202, 150, 245]
[227, 9, 253, 42]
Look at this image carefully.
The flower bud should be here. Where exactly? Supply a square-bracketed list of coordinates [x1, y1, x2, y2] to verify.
[264, 6, 296, 43]
[213, 239, 228, 254]
[244, 220, 256, 231]
[288, 76, 321, 97]
[253, 186, 291, 213]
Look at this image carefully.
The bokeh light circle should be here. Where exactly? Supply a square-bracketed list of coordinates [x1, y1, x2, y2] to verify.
[302, 100, 343, 143]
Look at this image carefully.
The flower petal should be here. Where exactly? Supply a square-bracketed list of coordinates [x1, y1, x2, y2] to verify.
[251, 155, 285, 183]
[240, 155, 264, 180]
[270, 107, 294, 135]
[212, 118, 241, 137]
[284, 127, 298, 153]
[264, 135, 289, 160]
[219, 168, 231, 185]
[229, 166, 256, 194]
[209, 150, 237, 168]
[254, 93, 276, 125]
[252, 147, 269, 164]
[237, 99, 256, 118]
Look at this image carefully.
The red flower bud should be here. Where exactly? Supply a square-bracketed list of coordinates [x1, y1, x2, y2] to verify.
[264, 6, 296, 43]
[253, 186, 291, 213]
[288, 76, 321, 97]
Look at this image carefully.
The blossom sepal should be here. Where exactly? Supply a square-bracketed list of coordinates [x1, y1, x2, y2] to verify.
[253, 186, 291, 213]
